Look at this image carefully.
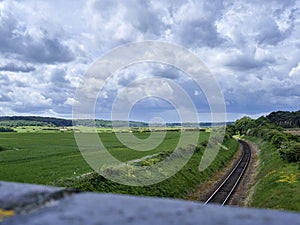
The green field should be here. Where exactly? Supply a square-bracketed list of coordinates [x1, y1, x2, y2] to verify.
[0, 130, 238, 199]
[0, 131, 206, 184]
[0, 132, 89, 184]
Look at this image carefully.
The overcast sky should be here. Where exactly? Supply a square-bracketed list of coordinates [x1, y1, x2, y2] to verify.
[0, 0, 299, 122]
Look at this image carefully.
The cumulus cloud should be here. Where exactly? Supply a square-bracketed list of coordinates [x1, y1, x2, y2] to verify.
[172, 0, 225, 47]
[83, 0, 169, 50]
[0, 1, 75, 64]
[0, 0, 300, 120]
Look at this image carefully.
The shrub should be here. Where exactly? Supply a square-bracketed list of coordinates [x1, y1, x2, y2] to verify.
[0, 127, 14, 132]
[0, 146, 7, 151]
[271, 133, 288, 148]
[279, 142, 300, 163]
[234, 116, 256, 135]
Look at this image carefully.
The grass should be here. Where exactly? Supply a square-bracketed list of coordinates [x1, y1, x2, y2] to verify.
[0, 130, 239, 200]
[55, 137, 238, 199]
[246, 137, 300, 212]
[0, 131, 207, 184]
[0, 132, 90, 184]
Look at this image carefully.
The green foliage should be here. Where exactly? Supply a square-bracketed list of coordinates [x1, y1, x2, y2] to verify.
[255, 116, 271, 127]
[271, 133, 288, 148]
[234, 116, 256, 135]
[267, 110, 300, 128]
[0, 116, 72, 127]
[0, 127, 15, 132]
[74, 119, 149, 128]
[234, 112, 300, 163]
[279, 142, 300, 163]
[224, 124, 235, 139]
[265, 129, 281, 141]
[0, 146, 7, 151]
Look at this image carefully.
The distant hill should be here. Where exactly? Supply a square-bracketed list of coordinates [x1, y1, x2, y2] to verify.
[0, 116, 148, 128]
[0, 116, 233, 128]
[266, 110, 300, 128]
[0, 116, 72, 127]
[74, 119, 148, 128]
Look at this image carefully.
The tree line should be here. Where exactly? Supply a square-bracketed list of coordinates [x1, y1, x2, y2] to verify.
[228, 114, 300, 164]
[0, 116, 72, 127]
[266, 110, 300, 128]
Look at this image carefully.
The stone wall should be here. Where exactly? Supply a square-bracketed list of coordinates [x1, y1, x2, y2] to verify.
[1, 181, 300, 225]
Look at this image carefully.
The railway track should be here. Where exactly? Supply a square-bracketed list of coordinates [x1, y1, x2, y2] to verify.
[204, 140, 251, 206]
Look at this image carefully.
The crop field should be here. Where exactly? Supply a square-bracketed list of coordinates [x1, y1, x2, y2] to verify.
[0, 130, 209, 185]
[284, 128, 300, 136]
[0, 132, 89, 184]
[0, 128, 240, 200]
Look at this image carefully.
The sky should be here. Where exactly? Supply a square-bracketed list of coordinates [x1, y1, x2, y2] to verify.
[0, 0, 299, 122]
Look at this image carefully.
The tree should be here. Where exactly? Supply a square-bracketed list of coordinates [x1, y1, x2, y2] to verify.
[279, 141, 300, 163]
[271, 133, 287, 148]
[234, 117, 256, 135]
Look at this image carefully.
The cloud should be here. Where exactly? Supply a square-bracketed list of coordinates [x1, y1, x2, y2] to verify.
[84, 0, 169, 50]
[0, 1, 75, 64]
[0, 63, 35, 72]
[216, 1, 296, 47]
[172, 0, 225, 47]
[289, 62, 300, 77]
[0, 0, 300, 120]
[0, 93, 11, 102]
[223, 48, 276, 71]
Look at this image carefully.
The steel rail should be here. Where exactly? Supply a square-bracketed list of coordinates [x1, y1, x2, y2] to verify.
[204, 140, 251, 205]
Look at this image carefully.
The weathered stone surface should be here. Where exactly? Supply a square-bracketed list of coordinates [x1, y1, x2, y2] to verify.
[1, 181, 300, 225]
[0, 181, 74, 213]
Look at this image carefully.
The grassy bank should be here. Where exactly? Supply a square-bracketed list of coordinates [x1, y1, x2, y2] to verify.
[246, 137, 300, 212]
[55, 138, 238, 199]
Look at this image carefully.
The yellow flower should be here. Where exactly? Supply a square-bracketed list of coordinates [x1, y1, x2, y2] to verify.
[276, 174, 298, 184]
[0, 208, 15, 221]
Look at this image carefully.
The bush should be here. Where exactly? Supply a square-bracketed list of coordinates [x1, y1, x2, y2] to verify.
[234, 116, 256, 135]
[271, 133, 287, 148]
[0, 127, 14, 132]
[0, 146, 7, 151]
[279, 142, 300, 163]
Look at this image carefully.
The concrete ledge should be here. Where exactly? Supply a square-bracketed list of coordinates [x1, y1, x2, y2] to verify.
[1, 181, 300, 225]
